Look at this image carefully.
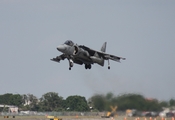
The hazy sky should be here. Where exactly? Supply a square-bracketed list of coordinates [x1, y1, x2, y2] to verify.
[0, 0, 175, 101]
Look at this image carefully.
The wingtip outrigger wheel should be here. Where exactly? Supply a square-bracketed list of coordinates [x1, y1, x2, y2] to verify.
[122, 58, 126, 60]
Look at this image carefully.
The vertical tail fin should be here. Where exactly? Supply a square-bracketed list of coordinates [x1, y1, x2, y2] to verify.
[101, 42, 107, 52]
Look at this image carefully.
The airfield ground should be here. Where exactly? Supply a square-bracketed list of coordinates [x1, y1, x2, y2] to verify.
[0, 116, 174, 120]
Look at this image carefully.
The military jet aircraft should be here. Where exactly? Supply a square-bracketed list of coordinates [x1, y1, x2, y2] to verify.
[51, 40, 125, 70]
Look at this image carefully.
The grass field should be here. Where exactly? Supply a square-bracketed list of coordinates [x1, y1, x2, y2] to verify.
[0, 116, 174, 120]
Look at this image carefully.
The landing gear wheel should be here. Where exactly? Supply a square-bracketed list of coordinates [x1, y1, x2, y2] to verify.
[68, 59, 73, 70]
[85, 64, 91, 69]
[108, 60, 110, 70]
[89, 64, 91, 69]
[85, 64, 88, 69]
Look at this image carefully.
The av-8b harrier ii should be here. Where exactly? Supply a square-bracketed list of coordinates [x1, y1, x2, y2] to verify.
[51, 40, 125, 70]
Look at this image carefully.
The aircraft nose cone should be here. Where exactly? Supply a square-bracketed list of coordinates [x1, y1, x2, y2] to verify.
[57, 45, 66, 52]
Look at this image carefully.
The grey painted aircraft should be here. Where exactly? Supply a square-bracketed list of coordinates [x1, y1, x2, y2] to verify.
[51, 40, 125, 70]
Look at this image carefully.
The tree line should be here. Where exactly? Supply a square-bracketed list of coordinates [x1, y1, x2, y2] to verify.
[0, 92, 175, 112]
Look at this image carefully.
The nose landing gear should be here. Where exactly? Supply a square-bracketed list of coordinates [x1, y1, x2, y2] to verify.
[68, 59, 74, 70]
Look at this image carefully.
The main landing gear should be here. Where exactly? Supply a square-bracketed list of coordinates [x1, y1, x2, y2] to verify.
[108, 60, 110, 69]
[85, 64, 91, 69]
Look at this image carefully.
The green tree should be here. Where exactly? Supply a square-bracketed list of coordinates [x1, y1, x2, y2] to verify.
[90, 94, 106, 111]
[90, 93, 162, 112]
[65, 95, 89, 111]
[0, 93, 13, 105]
[169, 99, 175, 106]
[27, 94, 38, 111]
[159, 101, 169, 108]
[115, 94, 147, 110]
[9, 94, 23, 107]
[145, 99, 162, 111]
[22, 94, 28, 105]
[39, 92, 63, 111]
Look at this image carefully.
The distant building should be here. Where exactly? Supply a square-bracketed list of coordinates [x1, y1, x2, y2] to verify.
[0, 104, 18, 113]
[9, 106, 18, 113]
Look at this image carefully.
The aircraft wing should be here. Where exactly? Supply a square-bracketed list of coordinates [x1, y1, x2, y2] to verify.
[79, 45, 125, 62]
[102, 53, 126, 62]
[50, 54, 67, 63]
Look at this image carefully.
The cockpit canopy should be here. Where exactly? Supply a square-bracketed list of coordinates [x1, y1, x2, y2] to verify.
[64, 40, 74, 46]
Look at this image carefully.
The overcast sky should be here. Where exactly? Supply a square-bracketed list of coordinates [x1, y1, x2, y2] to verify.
[0, 0, 175, 101]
